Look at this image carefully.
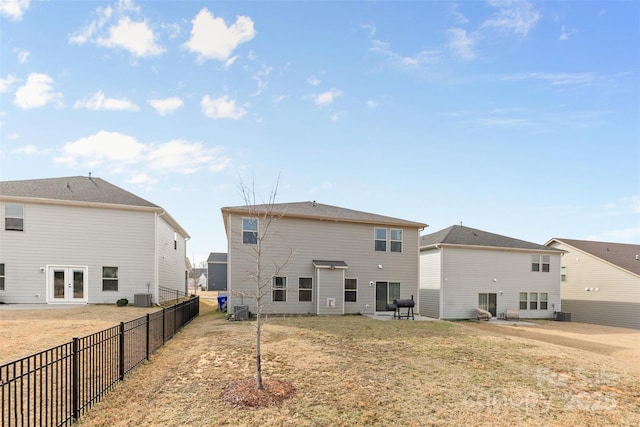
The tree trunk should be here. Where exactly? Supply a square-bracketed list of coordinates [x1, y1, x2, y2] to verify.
[255, 312, 263, 389]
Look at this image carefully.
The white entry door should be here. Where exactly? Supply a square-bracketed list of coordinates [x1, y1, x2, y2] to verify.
[48, 266, 88, 303]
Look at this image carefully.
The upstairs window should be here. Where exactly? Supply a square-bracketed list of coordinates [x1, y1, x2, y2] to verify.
[272, 276, 286, 302]
[102, 267, 119, 291]
[243, 218, 258, 244]
[561, 266, 567, 282]
[390, 229, 403, 252]
[374, 228, 387, 252]
[299, 277, 312, 302]
[532, 254, 550, 272]
[0, 263, 5, 290]
[345, 278, 357, 302]
[5, 203, 24, 231]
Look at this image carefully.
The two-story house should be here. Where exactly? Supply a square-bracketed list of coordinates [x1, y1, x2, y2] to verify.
[0, 176, 189, 305]
[420, 225, 563, 320]
[221, 201, 427, 315]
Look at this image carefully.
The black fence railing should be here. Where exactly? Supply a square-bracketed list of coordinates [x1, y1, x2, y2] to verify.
[0, 296, 199, 427]
[157, 285, 190, 306]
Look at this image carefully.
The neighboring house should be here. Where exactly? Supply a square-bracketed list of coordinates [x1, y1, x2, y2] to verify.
[419, 225, 563, 320]
[207, 252, 228, 291]
[545, 238, 640, 329]
[188, 268, 208, 290]
[221, 201, 427, 315]
[0, 176, 189, 305]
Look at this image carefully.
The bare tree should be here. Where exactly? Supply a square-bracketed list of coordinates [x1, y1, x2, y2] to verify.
[237, 176, 294, 390]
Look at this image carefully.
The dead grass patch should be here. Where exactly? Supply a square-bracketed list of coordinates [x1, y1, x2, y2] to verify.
[220, 378, 296, 408]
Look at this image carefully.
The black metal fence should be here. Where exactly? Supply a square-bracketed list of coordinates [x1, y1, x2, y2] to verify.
[157, 285, 190, 306]
[1, 296, 199, 426]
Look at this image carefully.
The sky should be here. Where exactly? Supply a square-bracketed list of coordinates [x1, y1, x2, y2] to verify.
[1, 0, 639, 266]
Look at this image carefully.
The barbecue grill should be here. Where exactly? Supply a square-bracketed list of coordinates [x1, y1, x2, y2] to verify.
[392, 295, 415, 320]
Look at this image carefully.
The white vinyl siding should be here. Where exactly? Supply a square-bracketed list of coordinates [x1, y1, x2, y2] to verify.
[433, 247, 560, 320]
[0, 201, 158, 304]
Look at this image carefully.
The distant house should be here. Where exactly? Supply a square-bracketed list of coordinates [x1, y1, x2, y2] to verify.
[221, 201, 427, 315]
[545, 238, 640, 329]
[207, 252, 227, 291]
[188, 268, 208, 290]
[0, 176, 189, 305]
[420, 225, 563, 320]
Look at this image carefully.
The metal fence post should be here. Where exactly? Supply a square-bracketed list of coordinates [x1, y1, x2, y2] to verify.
[72, 338, 79, 423]
[119, 322, 125, 381]
[145, 313, 150, 361]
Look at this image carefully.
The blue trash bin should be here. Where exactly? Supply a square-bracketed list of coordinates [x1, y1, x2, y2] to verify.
[217, 295, 228, 312]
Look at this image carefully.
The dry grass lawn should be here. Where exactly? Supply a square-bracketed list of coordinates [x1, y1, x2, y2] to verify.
[2, 295, 639, 426]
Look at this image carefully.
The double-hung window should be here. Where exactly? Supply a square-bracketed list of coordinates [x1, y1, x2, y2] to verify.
[299, 277, 312, 302]
[532, 254, 550, 272]
[529, 292, 538, 310]
[519, 292, 527, 310]
[539, 292, 548, 310]
[102, 267, 119, 291]
[243, 218, 258, 244]
[374, 228, 387, 252]
[273, 276, 286, 302]
[560, 266, 567, 282]
[390, 229, 402, 252]
[0, 263, 5, 290]
[5, 203, 24, 231]
[345, 278, 357, 302]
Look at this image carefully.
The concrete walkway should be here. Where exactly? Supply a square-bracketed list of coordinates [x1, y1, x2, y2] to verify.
[365, 312, 438, 321]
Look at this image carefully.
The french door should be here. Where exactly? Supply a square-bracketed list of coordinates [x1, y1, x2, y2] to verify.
[49, 266, 88, 303]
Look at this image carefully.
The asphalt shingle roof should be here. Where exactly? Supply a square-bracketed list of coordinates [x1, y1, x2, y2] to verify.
[222, 201, 427, 228]
[420, 225, 556, 251]
[550, 238, 640, 275]
[0, 176, 159, 208]
[207, 252, 228, 263]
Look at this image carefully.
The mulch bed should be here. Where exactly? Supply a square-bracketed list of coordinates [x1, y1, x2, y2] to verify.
[220, 378, 296, 409]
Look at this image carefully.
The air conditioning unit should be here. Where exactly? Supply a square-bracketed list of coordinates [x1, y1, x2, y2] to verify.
[134, 293, 152, 307]
[234, 305, 249, 321]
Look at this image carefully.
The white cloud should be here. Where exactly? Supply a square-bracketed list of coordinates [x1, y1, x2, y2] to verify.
[69, 5, 113, 45]
[250, 64, 272, 97]
[73, 90, 139, 111]
[447, 28, 476, 61]
[370, 39, 440, 68]
[183, 8, 255, 62]
[146, 140, 232, 174]
[13, 72, 63, 109]
[450, 3, 469, 25]
[55, 131, 146, 168]
[0, 0, 30, 21]
[15, 48, 29, 64]
[482, 0, 541, 37]
[559, 25, 577, 41]
[361, 23, 376, 38]
[223, 55, 239, 69]
[314, 88, 342, 108]
[97, 16, 164, 58]
[307, 76, 322, 86]
[367, 99, 379, 109]
[502, 72, 596, 86]
[12, 144, 51, 155]
[148, 96, 184, 115]
[273, 94, 286, 103]
[55, 130, 231, 179]
[201, 95, 246, 119]
[0, 75, 18, 93]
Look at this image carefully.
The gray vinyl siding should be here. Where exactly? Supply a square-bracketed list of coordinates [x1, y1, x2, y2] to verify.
[419, 249, 441, 318]
[226, 213, 421, 315]
[549, 241, 640, 329]
[560, 300, 639, 329]
[440, 247, 561, 319]
[0, 201, 156, 304]
[316, 268, 345, 315]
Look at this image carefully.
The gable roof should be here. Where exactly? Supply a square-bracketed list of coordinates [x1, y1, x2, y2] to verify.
[0, 176, 189, 238]
[221, 201, 427, 229]
[0, 176, 159, 208]
[547, 238, 640, 275]
[420, 225, 558, 252]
